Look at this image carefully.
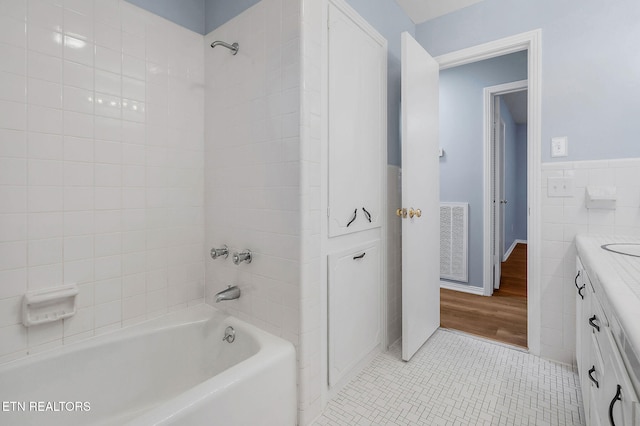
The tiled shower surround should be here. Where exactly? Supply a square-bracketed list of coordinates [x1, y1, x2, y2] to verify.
[0, 0, 205, 362]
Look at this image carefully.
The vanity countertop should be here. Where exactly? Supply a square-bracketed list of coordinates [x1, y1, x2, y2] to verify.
[575, 234, 640, 363]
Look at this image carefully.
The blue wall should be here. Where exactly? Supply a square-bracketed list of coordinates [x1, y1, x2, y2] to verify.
[205, 0, 261, 34]
[125, 0, 261, 35]
[416, 0, 640, 162]
[439, 51, 527, 288]
[514, 124, 528, 240]
[501, 97, 527, 256]
[126, 0, 206, 34]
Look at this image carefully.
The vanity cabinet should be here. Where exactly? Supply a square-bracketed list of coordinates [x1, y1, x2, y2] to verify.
[575, 256, 639, 426]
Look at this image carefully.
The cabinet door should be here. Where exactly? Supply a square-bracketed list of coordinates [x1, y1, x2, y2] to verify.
[588, 332, 605, 424]
[601, 329, 639, 426]
[576, 257, 585, 373]
[327, 2, 385, 237]
[328, 241, 381, 386]
[580, 267, 594, 422]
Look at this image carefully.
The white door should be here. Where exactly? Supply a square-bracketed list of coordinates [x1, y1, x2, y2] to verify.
[492, 97, 502, 291]
[401, 32, 440, 361]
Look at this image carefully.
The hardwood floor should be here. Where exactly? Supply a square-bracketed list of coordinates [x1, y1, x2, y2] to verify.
[440, 243, 528, 348]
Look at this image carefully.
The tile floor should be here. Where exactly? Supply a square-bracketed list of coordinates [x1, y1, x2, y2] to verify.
[313, 330, 584, 425]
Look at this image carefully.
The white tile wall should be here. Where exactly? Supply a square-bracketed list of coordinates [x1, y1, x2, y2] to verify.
[540, 157, 640, 364]
[299, 0, 323, 423]
[387, 165, 402, 347]
[204, 0, 301, 335]
[203, 0, 318, 423]
[0, 0, 205, 364]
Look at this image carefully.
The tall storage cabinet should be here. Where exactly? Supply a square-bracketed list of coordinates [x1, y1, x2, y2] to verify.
[323, 0, 387, 390]
[326, 1, 384, 238]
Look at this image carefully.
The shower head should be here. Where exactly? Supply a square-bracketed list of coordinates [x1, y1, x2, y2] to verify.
[210, 40, 239, 55]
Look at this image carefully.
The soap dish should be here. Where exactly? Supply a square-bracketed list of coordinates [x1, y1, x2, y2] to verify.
[585, 186, 616, 210]
[22, 284, 78, 327]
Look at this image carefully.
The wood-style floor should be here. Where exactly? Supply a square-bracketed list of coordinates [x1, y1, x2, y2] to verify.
[440, 243, 528, 348]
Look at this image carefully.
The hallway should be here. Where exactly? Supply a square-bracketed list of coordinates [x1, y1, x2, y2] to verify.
[440, 243, 527, 348]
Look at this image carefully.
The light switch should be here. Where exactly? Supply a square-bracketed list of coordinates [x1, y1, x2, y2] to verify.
[551, 137, 568, 157]
[548, 177, 574, 197]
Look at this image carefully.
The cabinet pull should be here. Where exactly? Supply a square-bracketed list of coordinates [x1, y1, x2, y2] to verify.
[587, 366, 599, 388]
[346, 209, 357, 227]
[353, 252, 366, 260]
[575, 271, 585, 300]
[588, 315, 600, 332]
[608, 384, 622, 426]
[362, 207, 372, 223]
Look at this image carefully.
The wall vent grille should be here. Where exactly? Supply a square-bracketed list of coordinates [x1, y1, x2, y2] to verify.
[440, 202, 469, 282]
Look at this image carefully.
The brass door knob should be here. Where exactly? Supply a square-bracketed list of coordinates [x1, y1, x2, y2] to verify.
[409, 208, 422, 218]
[396, 208, 407, 218]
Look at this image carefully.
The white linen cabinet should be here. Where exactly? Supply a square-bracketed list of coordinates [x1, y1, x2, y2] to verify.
[323, 0, 387, 389]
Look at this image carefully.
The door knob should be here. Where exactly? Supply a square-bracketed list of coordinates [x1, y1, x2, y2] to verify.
[409, 208, 421, 218]
[500, 200, 508, 204]
[396, 208, 407, 218]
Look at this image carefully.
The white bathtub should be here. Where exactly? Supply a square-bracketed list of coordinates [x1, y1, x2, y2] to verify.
[0, 304, 296, 425]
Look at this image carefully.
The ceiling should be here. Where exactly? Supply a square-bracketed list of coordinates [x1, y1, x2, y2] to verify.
[395, 0, 485, 24]
[501, 91, 528, 125]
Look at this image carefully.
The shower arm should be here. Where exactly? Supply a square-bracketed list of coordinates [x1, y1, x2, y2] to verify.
[210, 40, 239, 55]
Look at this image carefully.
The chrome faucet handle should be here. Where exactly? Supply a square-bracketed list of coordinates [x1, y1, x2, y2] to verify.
[232, 250, 252, 265]
[210, 245, 229, 259]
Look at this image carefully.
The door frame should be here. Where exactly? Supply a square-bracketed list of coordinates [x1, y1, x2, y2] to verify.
[435, 29, 542, 355]
[484, 80, 528, 295]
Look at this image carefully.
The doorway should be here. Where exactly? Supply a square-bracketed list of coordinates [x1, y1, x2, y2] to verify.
[438, 81, 530, 348]
[398, 29, 542, 357]
[487, 81, 528, 296]
[437, 35, 539, 353]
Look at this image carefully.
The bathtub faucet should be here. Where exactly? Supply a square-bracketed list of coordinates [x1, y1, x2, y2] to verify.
[215, 285, 241, 303]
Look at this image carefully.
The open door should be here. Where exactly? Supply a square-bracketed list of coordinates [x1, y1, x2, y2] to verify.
[400, 32, 440, 361]
[492, 97, 503, 291]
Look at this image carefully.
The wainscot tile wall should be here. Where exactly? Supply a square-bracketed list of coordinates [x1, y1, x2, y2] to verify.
[386, 165, 402, 347]
[540, 158, 640, 364]
[0, 0, 205, 363]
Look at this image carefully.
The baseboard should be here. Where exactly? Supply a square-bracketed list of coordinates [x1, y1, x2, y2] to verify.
[503, 239, 527, 262]
[440, 280, 485, 295]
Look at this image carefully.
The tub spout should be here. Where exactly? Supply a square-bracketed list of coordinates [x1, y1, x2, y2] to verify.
[215, 285, 240, 303]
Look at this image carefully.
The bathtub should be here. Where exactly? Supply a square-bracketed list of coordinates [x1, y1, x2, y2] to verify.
[0, 304, 296, 426]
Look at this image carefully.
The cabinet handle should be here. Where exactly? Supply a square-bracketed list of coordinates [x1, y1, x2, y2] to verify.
[578, 285, 585, 300]
[575, 271, 585, 300]
[588, 315, 600, 332]
[587, 366, 599, 388]
[362, 207, 372, 223]
[346, 209, 357, 227]
[608, 384, 622, 426]
[353, 252, 366, 260]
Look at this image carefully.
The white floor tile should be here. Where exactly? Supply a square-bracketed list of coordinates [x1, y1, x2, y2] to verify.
[313, 330, 584, 425]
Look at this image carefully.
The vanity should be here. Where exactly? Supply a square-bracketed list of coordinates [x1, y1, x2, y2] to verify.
[575, 235, 640, 426]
